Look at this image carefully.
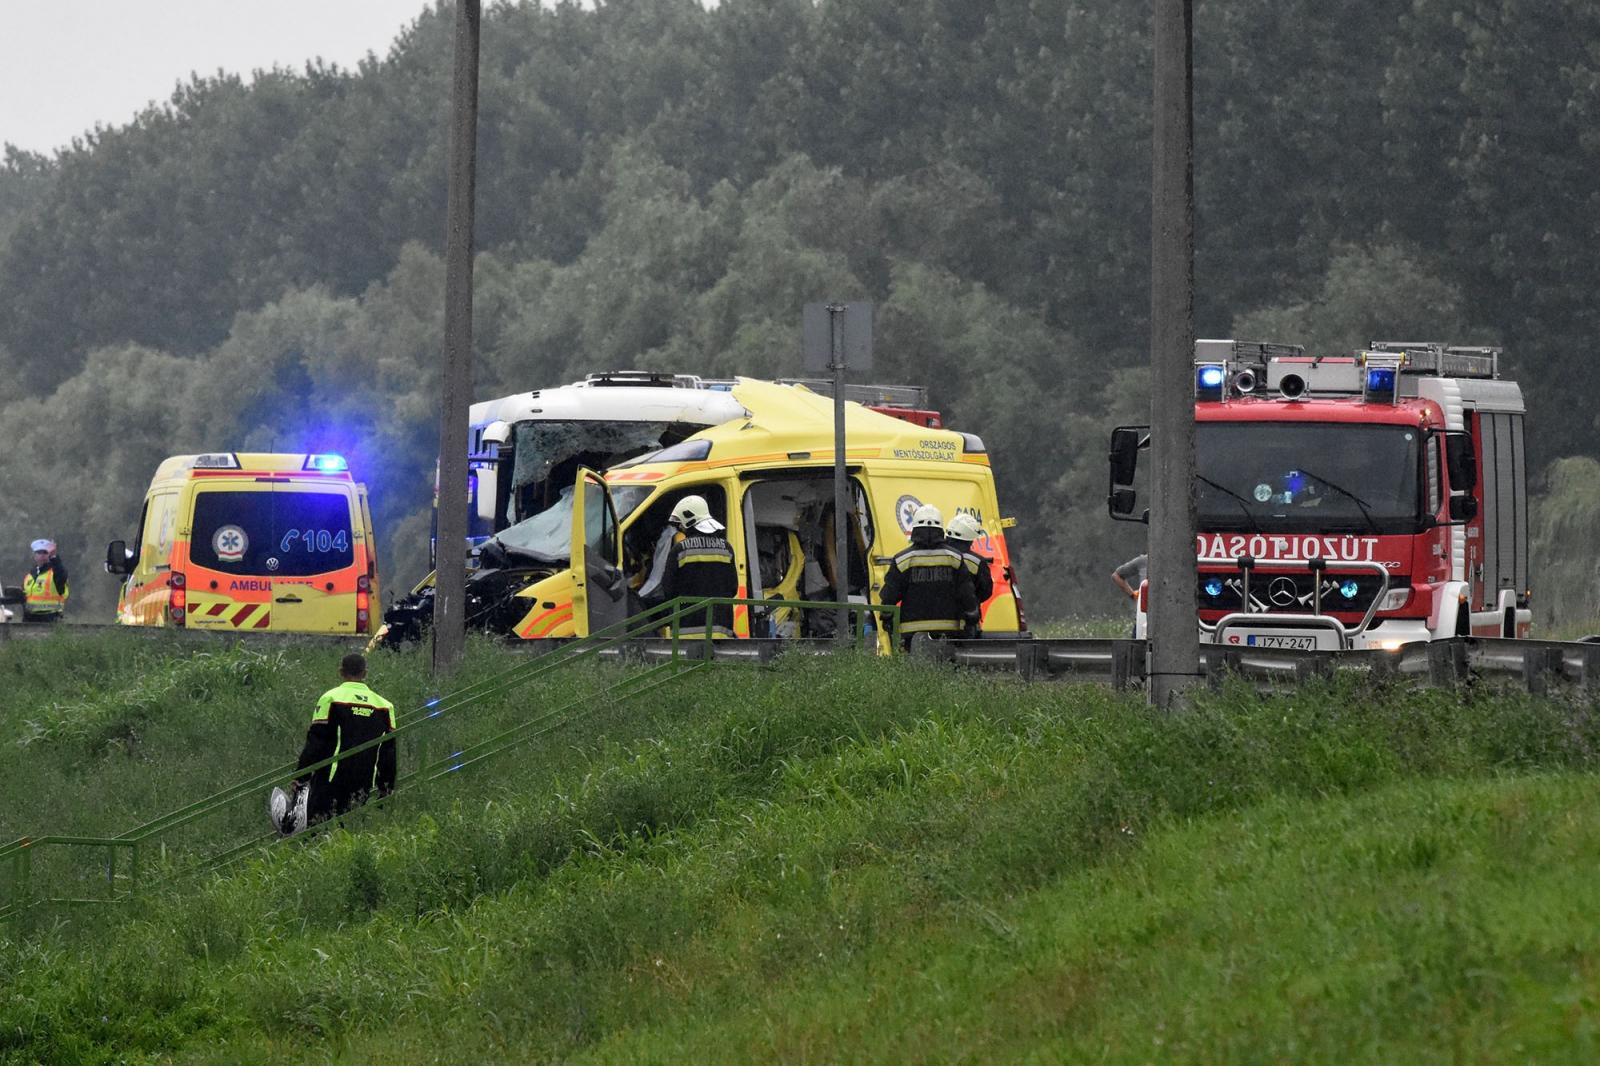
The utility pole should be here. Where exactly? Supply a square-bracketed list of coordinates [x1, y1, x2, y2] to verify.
[1148, 0, 1200, 708]
[432, 0, 480, 677]
[829, 304, 850, 643]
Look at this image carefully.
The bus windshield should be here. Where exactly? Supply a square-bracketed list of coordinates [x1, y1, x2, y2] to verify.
[1195, 422, 1423, 534]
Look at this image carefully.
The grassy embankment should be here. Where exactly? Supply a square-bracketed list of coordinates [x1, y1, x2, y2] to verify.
[1, 630, 1599, 1062]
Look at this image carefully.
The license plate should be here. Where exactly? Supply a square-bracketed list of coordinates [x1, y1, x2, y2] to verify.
[1247, 634, 1317, 650]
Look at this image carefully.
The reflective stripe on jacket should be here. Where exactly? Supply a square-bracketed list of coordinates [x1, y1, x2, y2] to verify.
[24, 566, 68, 614]
[878, 545, 977, 637]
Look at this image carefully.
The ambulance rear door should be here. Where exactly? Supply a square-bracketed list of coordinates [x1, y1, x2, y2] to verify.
[187, 481, 361, 633]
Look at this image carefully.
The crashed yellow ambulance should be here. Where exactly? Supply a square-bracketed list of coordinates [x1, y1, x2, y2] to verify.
[106, 452, 380, 635]
[383, 378, 1024, 644]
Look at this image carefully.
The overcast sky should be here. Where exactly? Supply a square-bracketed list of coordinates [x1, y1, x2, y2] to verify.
[1, 0, 430, 155]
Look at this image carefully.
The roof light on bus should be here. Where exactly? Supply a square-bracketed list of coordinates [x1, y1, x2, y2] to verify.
[304, 453, 348, 473]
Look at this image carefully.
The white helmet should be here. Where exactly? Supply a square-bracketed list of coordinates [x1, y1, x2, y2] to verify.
[671, 494, 724, 533]
[910, 503, 944, 533]
[946, 513, 983, 543]
[30, 539, 53, 553]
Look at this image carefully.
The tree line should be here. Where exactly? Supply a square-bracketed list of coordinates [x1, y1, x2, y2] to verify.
[1, 0, 1598, 622]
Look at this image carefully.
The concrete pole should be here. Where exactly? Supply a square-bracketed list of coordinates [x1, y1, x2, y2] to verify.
[432, 0, 481, 677]
[1148, 0, 1200, 707]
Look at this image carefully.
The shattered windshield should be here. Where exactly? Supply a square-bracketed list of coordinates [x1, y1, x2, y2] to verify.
[493, 486, 577, 563]
[489, 484, 655, 564]
[510, 421, 675, 491]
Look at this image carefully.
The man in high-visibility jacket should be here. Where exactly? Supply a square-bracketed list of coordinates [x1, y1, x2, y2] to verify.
[292, 652, 397, 828]
[23, 538, 68, 622]
[657, 494, 738, 636]
[878, 504, 978, 651]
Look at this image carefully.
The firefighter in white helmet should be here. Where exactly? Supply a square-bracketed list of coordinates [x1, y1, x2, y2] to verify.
[658, 493, 738, 635]
[940, 508, 992, 630]
[877, 504, 977, 650]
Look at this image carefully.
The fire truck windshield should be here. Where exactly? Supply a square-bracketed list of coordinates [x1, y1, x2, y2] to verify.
[1195, 422, 1422, 534]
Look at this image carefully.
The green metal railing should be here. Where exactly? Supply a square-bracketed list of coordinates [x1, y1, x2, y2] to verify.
[0, 594, 896, 929]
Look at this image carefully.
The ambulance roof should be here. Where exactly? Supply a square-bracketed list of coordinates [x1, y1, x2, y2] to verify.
[609, 378, 978, 476]
[150, 452, 357, 482]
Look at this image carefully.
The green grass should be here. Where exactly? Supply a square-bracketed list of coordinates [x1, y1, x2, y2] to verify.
[1, 632, 1599, 1061]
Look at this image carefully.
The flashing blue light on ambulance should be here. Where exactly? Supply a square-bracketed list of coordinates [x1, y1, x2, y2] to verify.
[304, 453, 348, 473]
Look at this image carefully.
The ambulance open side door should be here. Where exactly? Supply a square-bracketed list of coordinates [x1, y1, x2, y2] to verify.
[569, 467, 628, 636]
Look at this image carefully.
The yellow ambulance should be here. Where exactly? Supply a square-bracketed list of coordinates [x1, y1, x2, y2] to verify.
[491, 378, 1025, 641]
[106, 453, 379, 635]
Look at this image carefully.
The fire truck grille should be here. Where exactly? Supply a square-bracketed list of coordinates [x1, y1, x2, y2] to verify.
[1197, 572, 1404, 615]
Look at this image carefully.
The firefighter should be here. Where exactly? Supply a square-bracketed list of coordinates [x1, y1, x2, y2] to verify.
[23, 539, 68, 622]
[289, 652, 397, 830]
[878, 504, 978, 651]
[659, 494, 738, 635]
[943, 513, 994, 624]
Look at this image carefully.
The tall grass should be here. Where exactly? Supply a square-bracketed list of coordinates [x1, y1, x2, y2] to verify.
[0, 633, 1598, 1061]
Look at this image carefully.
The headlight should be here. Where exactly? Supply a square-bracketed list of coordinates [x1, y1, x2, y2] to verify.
[1375, 588, 1411, 612]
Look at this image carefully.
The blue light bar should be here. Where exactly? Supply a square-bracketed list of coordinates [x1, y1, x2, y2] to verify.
[303, 453, 348, 473]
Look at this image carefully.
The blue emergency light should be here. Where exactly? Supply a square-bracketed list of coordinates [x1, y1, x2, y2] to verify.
[304, 453, 349, 473]
[1195, 363, 1227, 401]
[1339, 579, 1360, 600]
[1203, 578, 1225, 598]
[1364, 365, 1398, 404]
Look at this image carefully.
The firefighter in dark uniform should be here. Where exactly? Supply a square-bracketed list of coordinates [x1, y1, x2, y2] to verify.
[292, 652, 397, 828]
[23, 538, 68, 622]
[878, 504, 978, 651]
[660, 494, 739, 635]
[943, 513, 994, 635]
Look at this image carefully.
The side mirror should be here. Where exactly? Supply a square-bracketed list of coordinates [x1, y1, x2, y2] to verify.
[1108, 426, 1150, 524]
[1444, 431, 1477, 491]
[105, 539, 134, 576]
[474, 464, 499, 522]
[1109, 426, 1146, 486]
[1448, 495, 1478, 523]
[0, 586, 23, 606]
[1109, 487, 1142, 519]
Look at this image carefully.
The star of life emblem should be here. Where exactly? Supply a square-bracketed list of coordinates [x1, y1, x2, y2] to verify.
[213, 524, 248, 563]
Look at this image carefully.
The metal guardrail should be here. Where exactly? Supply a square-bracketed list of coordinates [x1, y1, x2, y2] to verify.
[0, 594, 891, 929]
[923, 635, 1600, 693]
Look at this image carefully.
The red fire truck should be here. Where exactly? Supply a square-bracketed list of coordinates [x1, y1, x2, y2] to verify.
[1108, 340, 1529, 650]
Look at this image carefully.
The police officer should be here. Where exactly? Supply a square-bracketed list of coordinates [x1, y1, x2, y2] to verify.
[878, 504, 978, 651]
[659, 494, 738, 635]
[23, 539, 68, 622]
[943, 513, 994, 630]
[292, 652, 397, 828]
